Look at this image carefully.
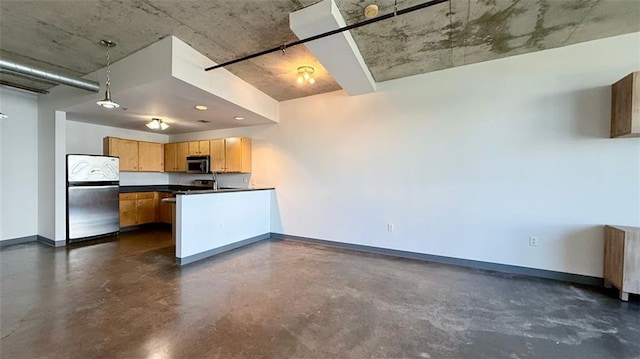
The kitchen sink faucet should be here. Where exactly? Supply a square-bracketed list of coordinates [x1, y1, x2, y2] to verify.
[210, 171, 218, 190]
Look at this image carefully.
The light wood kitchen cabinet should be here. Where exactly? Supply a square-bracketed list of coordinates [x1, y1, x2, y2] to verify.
[104, 137, 138, 171]
[209, 139, 225, 172]
[176, 142, 189, 172]
[119, 193, 138, 227]
[104, 137, 164, 172]
[138, 141, 164, 172]
[164, 142, 189, 172]
[164, 143, 177, 172]
[136, 192, 157, 224]
[119, 192, 159, 227]
[188, 140, 210, 155]
[604, 225, 640, 301]
[611, 71, 640, 138]
[209, 137, 252, 173]
[157, 192, 173, 224]
[225, 137, 251, 172]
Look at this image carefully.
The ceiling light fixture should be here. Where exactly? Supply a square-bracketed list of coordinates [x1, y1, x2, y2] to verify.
[0, 112, 8, 119]
[195, 105, 208, 111]
[234, 116, 245, 121]
[364, 4, 379, 18]
[297, 66, 315, 85]
[96, 40, 120, 109]
[146, 118, 169, 130]
[205, 0, 447, 72]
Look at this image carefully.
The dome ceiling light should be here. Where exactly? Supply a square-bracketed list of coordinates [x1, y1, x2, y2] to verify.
[297, 66, 315, 85]
[146, 118, 169, 130]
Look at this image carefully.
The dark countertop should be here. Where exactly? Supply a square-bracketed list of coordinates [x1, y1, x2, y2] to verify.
[119, 185, 274, 195]
[173, 187, 275, 195]
[119, 185, 196, 193]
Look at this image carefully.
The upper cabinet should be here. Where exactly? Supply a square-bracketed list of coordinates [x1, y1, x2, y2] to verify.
[138, 141, 164, 172]
[225, 137, 252, 173]
[103, 137, 138, 171]
[209, 139, 225, 172]
[164, 142, 188, 172]
[210, 137, 252, 173]
[188, 140, 210, 156]
[104, 137, 163, 172]
[611, 72, 640, 138]
[104, 136, 251, 173]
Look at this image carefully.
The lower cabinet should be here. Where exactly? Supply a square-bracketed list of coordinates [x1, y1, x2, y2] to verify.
[136, 192, 157, 224]
[604, 225, 640, 301]
[157, 192, 173, 224]
[119, 193, 138, 227]
[119, 192, 172, 228]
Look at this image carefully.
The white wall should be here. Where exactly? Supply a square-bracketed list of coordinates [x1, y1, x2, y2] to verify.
[0, 88, 39, 241]
[65, 120, 170, 185]
[176, 190, 271, 259]
[172, 33, 640, 277]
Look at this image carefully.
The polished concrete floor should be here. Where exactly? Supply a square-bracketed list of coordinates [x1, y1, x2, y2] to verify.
[1, 229, 638, 359]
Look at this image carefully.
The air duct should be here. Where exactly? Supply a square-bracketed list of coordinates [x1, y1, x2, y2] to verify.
[0, 58, 100, 93]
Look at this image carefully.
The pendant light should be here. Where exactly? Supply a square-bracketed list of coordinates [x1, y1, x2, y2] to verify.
[96, 40, 120, 109]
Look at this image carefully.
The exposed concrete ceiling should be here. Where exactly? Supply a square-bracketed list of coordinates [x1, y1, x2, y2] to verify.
[1, 0, 638, 102]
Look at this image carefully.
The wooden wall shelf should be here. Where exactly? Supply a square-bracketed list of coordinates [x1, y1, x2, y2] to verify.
[611, 72, 640, 138]
[604, 225, 640, 301]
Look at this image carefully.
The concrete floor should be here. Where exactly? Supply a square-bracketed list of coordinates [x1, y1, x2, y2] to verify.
[1, 229, 638, 358]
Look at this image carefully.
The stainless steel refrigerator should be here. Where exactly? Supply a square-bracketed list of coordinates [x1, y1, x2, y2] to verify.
[67, 154, 120, 243]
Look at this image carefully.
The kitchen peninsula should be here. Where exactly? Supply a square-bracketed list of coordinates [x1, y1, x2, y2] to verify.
[170, 188, 274, 265]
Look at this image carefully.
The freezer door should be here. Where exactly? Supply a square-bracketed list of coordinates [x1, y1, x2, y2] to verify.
[68, 185, 119, 241]
[68, 155, 119, 183]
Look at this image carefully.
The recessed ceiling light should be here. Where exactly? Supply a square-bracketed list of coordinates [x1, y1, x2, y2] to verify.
[234, 116, 245, 121]
[195, 105, 208, 111]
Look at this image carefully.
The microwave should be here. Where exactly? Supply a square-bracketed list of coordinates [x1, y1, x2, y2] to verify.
[186, 155, 210, 174]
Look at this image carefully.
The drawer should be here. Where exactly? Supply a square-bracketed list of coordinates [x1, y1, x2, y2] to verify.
[120, 193, 137, 201]
[136, 192, 155, 200]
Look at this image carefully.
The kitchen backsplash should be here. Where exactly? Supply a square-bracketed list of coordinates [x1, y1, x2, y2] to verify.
[169, 173, 251, 189]
[119, 172, 170, 185]
[119, 172, 251, 188]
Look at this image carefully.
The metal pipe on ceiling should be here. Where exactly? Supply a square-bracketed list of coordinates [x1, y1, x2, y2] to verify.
[0, 58, 100, 93]
[0, 80, 49, 94]
[205, 0, 448, 72]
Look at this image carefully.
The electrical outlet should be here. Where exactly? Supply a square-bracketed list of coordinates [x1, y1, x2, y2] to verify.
[243, 176, 249, 183]
[387, 224, 394, 232]
[529, 236, 538, 247]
